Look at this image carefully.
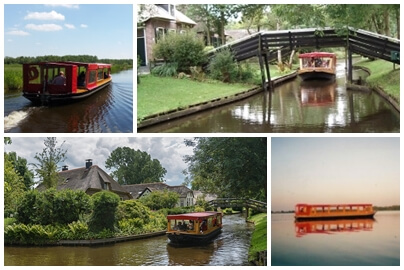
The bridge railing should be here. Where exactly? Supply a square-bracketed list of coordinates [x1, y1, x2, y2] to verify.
[207, 198, 267, 213]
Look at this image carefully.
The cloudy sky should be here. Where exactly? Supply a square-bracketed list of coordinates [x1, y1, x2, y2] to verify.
[5, 137, 194, 186]
[271, 137, 400, 211]
[4, 4, 133, 59]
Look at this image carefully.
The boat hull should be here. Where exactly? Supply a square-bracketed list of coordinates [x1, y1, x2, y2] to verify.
[298, 70, 335, 81]
[23, 81, 111, 105]
[295, 212, 376, 221]
[167, 228, 222, 245]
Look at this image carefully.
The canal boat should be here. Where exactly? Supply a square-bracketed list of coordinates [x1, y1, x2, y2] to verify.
[298, 52, 337, 81]
[295, 204, 376, 221]
[166, 211, 223, 245]
[22, 61, 112, 105]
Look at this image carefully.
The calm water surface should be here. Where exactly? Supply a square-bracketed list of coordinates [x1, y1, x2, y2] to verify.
[271, 211, 399, 266]
[4, 214, 254, 266]
[4, 69, 133, 133]
[139, 63, 399, 133]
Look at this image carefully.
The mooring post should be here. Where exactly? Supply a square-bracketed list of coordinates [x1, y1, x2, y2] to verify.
[348, 45, 353, 83]
[258, 33, 267, 91]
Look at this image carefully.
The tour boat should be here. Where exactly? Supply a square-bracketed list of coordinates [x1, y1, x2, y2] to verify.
[295, 204, 376, 221]
[22, 61, 112, 105]
[298, 52, 337, 81]
[166, 211, 223, 245]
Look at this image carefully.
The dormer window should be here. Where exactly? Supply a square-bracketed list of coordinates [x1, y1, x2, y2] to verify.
[103, 182, 110, 190]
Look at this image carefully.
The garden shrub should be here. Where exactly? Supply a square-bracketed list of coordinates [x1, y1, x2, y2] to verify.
[208, 48, 238, 82]
[116, 200, 151, 223]
[139, 190, 179, 210]
[16, 189, 91, 225]
[88, 191, 120, 232]
[151, 63, 178, 77]
[152, 31, 206, 73]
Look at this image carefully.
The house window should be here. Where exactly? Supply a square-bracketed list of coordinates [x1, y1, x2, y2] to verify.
[180, 30, 186, 35]
[155, 27, 166, 42]
[168, 29, 176, 35]
[103, 182, 109, 190]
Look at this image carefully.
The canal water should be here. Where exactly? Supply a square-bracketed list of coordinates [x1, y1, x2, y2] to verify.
[4, 69, 133, 133]
[138, 63, 399, 133]
[271, 211, 399, 266]
[4, 214, 255, 266]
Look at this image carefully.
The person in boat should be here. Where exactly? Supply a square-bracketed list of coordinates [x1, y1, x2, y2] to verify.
[78, 71, 86, 86]
[52, 71, 66, 85]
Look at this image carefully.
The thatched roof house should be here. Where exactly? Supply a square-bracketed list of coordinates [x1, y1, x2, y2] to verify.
[36, 159, 132, 200]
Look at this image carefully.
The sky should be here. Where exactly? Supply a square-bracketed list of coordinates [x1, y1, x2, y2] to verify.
[271, 137, 400, 211]
[5, 137, 194, 186]
[4, 4, 133, 59]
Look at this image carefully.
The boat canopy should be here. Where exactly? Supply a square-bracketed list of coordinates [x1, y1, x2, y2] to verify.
[296, 203, 373, 208]
[299, 52, 336, 58]
[167, 212, 220, 221]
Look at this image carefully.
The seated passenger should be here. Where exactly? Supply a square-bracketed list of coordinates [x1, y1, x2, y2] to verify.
[78, 71, 86, 86]
[52, 71, 66, 85]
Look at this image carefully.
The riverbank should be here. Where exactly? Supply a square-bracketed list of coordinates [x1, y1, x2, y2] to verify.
[248, 213, 267, 266]
[353, 58, 400, 110]
[137, 71, 296, 129]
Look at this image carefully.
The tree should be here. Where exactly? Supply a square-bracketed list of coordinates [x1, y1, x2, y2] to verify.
[4, 157, 25, 217]
[184, 138, 267, 201]
[7, 152, 34, 190]
[33, 137, 67, 189]
[105, 147, 167, 185]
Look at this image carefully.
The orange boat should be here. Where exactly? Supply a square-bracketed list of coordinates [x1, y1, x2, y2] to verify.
[295, 204, 376, 221]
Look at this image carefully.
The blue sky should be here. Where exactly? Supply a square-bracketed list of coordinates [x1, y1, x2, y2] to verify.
[4, 4, 133, 59]
[5, 137, 194, 187]
[271, 137, 400, 211]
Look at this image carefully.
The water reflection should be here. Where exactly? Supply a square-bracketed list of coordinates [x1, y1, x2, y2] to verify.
[295, 219, 374, 238]
[299, 80, 337, 107]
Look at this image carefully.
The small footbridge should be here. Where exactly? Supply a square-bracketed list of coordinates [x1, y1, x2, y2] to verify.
[208, 198, 267, 219]
[206, 27, 400, 90]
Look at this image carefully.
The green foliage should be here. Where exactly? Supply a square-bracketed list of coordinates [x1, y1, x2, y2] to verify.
[4, 68, 23, 91]
[151, 63, 178, 77]
[89, 191, 120, 232]
[152, 31, 206, 72]
[105, 146, 167, 185]
[116, 200, 151, 222]
[184, 138, 267, 200]
[4, 156, 25, 217]
[208, 48, 238, 82]
[33, 137, 67, 189]
[16, 189, 91, 225]
[4, 223, 59, 245]
[6, 151, 34, 190]
[139, 190, 179, 210]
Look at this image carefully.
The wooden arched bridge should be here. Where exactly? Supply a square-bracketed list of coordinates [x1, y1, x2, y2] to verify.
[208, 198, 267, 219]
[206, 27, 400, 90]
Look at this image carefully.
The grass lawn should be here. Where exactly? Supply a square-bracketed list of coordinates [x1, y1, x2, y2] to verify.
[248, 213, 267, 264]
[137, 63, 295, 122]
[354, 59, 400, 104]
[137, 75, 257, 122]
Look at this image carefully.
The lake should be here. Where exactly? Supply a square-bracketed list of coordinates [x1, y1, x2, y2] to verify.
[271, 211, 399, 266]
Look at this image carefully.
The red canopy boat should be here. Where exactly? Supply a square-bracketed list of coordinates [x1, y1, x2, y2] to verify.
[166, 211, 223, 245]
[22, 61, 111, 105]
[298, 52, 337, 81]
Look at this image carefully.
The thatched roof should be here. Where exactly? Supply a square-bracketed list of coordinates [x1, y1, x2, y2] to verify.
[36, 165, 132, 199]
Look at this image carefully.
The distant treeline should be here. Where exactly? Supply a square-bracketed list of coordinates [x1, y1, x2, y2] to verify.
[374, 205, 400, 211]
[4, 55, 133, 72]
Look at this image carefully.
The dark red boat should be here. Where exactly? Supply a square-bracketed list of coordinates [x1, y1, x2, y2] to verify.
[22, 61, 111, 105]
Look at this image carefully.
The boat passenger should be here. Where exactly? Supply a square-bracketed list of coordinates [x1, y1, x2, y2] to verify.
[78, 71, 86, 86]
[52, 71, 66, 85]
